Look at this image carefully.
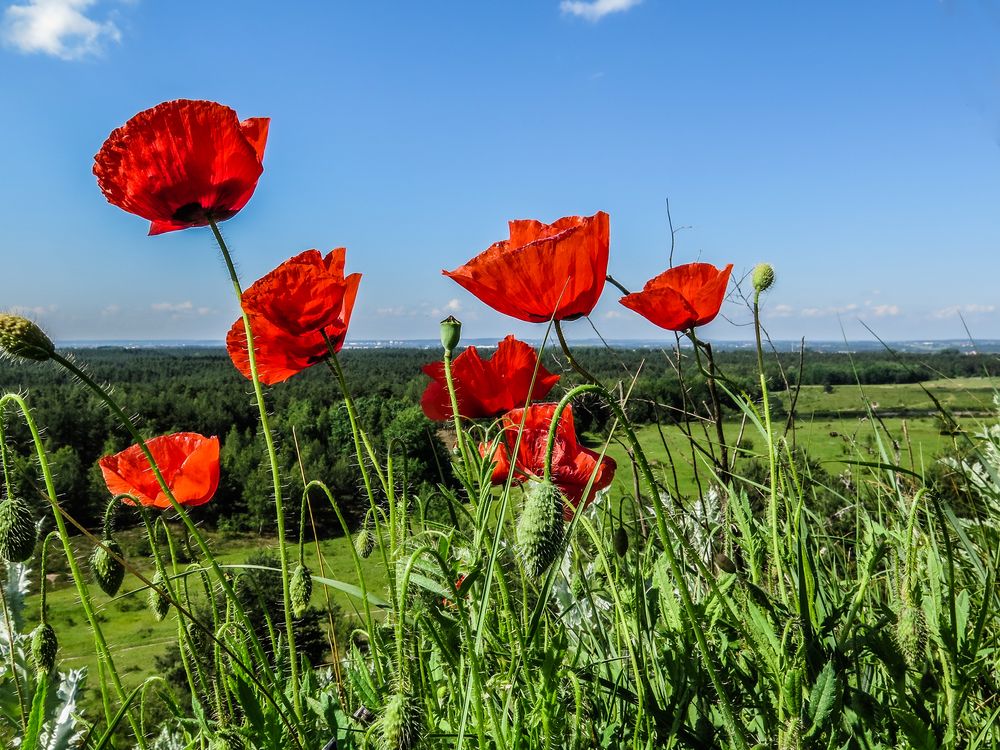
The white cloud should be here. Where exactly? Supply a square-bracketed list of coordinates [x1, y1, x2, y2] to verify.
[151, 301, 193, 313]
[869, 304, 900, 317]
[768, 304, 795, 318]
[3, 0, 121, 60]
[932, 303, 996, 320]
[560, 0, 642, 22]
[100, 304, 119, 317]
[801, 304, 858, 318]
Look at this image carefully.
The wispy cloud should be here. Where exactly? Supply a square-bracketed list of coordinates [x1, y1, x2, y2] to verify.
[2, 0, 121, 60]
[932, 303, 996, 320]
[560, 0, 642, 22]
[150, 301, 214, 318]
[10, 304, 56, 317]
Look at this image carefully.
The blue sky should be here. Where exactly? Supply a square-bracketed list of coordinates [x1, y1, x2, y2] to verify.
[1, 0, 999, 344]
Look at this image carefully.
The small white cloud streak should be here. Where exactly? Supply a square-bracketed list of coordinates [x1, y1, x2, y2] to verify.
[151, 301, 193, 313]
[9, 304, 56, 317]
[560, 0, 642, 22]
[2, 0, 120, 60]
[869, 304, 900, 317]
[932, 303, 996, 319]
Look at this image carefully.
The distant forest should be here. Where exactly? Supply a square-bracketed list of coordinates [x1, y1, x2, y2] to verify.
[0, 344, 996, 534]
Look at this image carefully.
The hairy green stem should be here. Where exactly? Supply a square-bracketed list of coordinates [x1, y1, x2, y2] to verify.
[209, 220, 300, 715]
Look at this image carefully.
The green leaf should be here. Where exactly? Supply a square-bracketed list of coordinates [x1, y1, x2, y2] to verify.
[23, 674, 47, 750]
[804, 661, 838, 735]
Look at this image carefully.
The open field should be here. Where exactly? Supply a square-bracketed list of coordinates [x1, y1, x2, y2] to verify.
[21, 530, 386, 711]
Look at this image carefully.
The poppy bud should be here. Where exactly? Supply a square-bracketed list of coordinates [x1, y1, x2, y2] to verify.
[148, 571, 170, 621]
[210, 728, 247, 750]
[714, 552, 738, 574]
[90, 538, 126, 597]
[895, 589, 927, 670]
[0, 314, 54, 362]
[354, 523, 375, 559]
[30, 622, 58, 674]
[613, 526, 629, 557]
[290, 564, 312, 618]
[752, 263, 775, 294]
[516, 480, 565, 577]
[0, 496, 36, 563]
[380, 690, 423, 750]
[439, 315, 462, 353]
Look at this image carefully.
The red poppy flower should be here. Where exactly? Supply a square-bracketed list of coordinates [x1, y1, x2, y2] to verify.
[619, 262, 733, 331]
[94, 99, 269, 235]
[227, 249, 361, 384]
[443, 212, 610, 323]
[226, 315, 328, 386]
[241, 249, 361, 337]
[420, 335, 560, 421]
[480, 403, 616, 521]
[99, 433, 220, 509]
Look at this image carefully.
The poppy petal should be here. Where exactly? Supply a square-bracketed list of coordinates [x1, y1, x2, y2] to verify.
[99, 433, 220, 509]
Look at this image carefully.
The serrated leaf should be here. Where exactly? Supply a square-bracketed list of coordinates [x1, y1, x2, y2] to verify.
[805, 661, 838, 734]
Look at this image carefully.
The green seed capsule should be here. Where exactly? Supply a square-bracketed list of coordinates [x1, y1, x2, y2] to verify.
[0, 496, 36, 563]
[439, 315, 462, 353]
[30, 622, 58, 674]
[90, 537, 125, 597]
[290, 564, 313, 618]
[516, 480, 565, 577]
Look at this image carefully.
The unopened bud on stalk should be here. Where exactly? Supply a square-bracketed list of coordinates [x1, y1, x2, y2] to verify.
[355, 521, 376, 559]
[30, 622, 58, 674]
[516, 480, 565, 577]
[439, 315, 462, 353]
[613, 526, 629, 557]
[148, 571, 170, 621]
[380, 690, 423, 750]
[290, 564, 313, 618]
[90, 538, 126, 597]
[752, 263, 775, 294]
[0, 496, 36, 563]
[0, 314, 54, 361]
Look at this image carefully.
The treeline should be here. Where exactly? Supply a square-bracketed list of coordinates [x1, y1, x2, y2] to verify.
[0, 345, 994, 534]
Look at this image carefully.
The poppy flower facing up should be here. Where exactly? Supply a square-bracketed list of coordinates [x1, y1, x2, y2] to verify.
[99, 433, 220, 509]
[94, 99, 269, 235]
[444, 211, 610, 323]
[421, 335, 560, 421]
[227, 248, 361, 384]
[480, 403, 616, 521]
[619, 262, 733, 332]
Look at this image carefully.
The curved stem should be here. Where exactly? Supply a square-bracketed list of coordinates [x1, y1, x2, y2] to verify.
[554, 320, 601, 385]
[605, 274, 632, 296]
[0, 394, 146, 748]
[209, 220, 299, 715]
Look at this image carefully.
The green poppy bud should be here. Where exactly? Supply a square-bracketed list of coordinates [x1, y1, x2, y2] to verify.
[90, 538, 126, 597]
[439, 315, 462, 353]
[290, 564, 313, 618]
[0, 496, 36, 563]
[30, 622, 58, 674]
[209, 728, 247, 750]
[355, 523, 375, 559]
[148, 571, 170, 621]
[613, 526, 629, 557]
[380, 690, 423, 750]
[752, 263, 775, 294]
[0, 314, 54, 362]
[516, 480, 565, 577]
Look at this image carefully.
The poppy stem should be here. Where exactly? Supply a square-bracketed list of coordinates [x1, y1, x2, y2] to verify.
[554, 320, 601, 385]
[209, 220, 302, 719]
[686, 330, 731, 485]
[442, 346, 478, 497]
[605, 274, 632, 296]
[753, 290, 786, 599]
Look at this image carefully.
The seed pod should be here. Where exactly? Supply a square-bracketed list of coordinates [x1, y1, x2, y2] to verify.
[355, 523, 375, 559]
[439, 315, 462, 353]
[0, 496, 36, 563]
[148, 571, 170, 621]
[752, 263, 775, 294]
[613, 526, 629, 557]
[516, 480, 565, 577]
[30, 622, 58, 674]
[380, 690, 423, 750]
[90, 537, 126, 597]
[0, 314, 55, 361]
[290, 564, 313, 618]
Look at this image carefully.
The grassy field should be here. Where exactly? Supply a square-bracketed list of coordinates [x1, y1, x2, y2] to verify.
[21, 529, 386, 711]
[591, 376, 995, 502]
